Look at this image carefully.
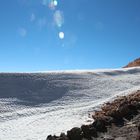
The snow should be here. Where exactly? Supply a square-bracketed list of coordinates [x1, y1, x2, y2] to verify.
[0, 67, 140, 140]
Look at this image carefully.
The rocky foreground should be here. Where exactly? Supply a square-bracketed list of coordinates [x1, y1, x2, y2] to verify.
[46, 90, 140, 140]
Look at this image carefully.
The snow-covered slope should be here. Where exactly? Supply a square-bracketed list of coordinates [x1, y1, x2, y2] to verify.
[0, 67, 140, 140]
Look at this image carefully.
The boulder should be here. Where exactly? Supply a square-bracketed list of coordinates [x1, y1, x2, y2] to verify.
[67, 127, 82, 140]
[46, 135, 57, 140]
[92, 119, 107, 132]
[81, 125, 97, 138]
[59, 133, 69, 140]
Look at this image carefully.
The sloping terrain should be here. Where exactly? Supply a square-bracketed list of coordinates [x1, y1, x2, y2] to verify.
[124, 58, 140, 68]
[0, 68, 140, 140]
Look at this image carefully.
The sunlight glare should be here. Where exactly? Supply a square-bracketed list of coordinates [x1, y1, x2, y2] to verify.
[54, 10, 64, 27]
[53, 0, 58, 6]
[59, 32, 65, 39]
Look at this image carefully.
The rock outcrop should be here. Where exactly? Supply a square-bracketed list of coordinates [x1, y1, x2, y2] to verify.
[46, 90, 140, 140]
[124, 58, 140, 68]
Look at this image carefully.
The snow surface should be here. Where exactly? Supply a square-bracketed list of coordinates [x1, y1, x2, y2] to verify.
[0, 67, 140, 140]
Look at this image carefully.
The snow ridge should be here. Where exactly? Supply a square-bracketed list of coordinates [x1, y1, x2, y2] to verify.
[0, 67, 140, 140]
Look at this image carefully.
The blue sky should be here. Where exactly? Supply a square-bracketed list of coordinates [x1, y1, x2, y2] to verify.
[0, 0, 140, 72]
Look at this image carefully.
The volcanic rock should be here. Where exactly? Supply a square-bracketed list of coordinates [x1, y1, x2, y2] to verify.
[124, 58, 140, 68]
[67, 127, 82, 140]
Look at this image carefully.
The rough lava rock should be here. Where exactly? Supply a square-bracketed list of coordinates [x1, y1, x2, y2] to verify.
[81, 125, 97, 139]
[46, 91, 140, 140]
[67, 127, 82, 140]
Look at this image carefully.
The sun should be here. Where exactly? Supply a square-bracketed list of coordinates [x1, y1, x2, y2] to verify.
[53, 0, 58, 6]
[59, 32, 65, 39]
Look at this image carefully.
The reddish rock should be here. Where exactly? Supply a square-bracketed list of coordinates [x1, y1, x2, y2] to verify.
[124, 58, 140, 68]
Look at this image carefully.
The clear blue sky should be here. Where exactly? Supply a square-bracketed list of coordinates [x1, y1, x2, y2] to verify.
[0, 0, 140, 72]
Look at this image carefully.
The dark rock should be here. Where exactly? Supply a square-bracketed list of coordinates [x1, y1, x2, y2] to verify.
[118, 104, 130, 118]
[103, 137, 114, 140]
[81, 125, 97, 139]
[135, 102, 140, 110]
[101, 116, 115, 126]
[107, 110, 124, 126]
[59, 133, 69, 140]
[128, 104, 138, 115]
[106, 116, 115, 125]
[46, 135, 57, 140]
[67, 127, 82, 140]
[108, 110, 121, 120]
[118, 104, 138, 120]
[92, 119, 107, 132]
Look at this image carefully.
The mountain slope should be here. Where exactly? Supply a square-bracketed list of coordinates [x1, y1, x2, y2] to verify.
[124, 58, 140, 68]
[0, 68, 140, 140]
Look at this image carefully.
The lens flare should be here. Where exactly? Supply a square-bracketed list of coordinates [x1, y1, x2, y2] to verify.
[54, 10, 64, 27]
[49, 0, 58, 10]
[59, 32, 64, 39]
[42, 0, 65, 41]
[53, 0, 58, 6]
[42, 0, 58, 9]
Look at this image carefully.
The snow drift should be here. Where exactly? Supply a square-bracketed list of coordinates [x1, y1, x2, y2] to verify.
[0, 67, 140, 140]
